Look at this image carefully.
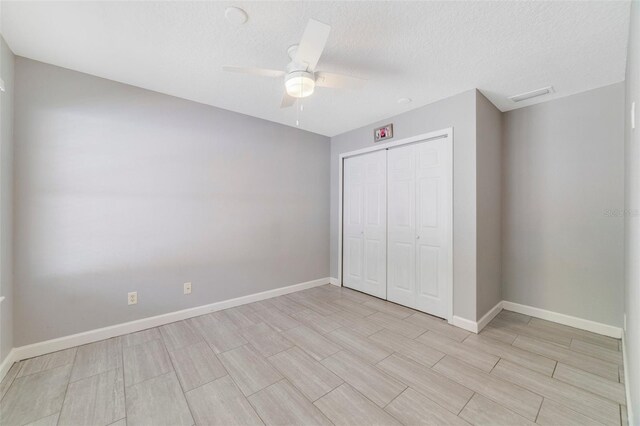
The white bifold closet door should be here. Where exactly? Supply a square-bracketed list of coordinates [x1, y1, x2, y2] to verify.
[387, 138, 452, 318]
[343, 150, 387, 299]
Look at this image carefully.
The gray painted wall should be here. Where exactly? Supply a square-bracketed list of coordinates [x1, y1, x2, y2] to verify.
[624, 0, 639, 421]
[476, 91, 502, 320]
[0, 37, 14, 362]
[330, 90, 479, 321]
[6, 50, 630, 365]
[13, 58, 330, 346]
[502, 82, 625, 327]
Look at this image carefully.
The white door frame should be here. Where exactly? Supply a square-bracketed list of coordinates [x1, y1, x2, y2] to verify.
[338, 127, 454, 323]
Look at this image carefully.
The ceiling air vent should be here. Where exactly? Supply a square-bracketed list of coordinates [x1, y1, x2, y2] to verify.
[508, 86, 554, 103]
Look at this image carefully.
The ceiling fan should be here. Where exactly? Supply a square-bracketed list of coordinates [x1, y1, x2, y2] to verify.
[223, 19, 366, 108]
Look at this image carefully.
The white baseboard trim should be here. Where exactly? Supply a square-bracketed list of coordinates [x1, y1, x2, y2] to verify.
[2, 285, 625, 383]
[622, 333, 634, 426]
[502, 301, 623, 339]
[451, 315, 478, 333]
[2, 277, 331, 377]
[0, 348, 17, 384]
[450, 300, 621, 339]
[329, 277, 340, 287]
[450, 301, 503, 334]
[477, 301, 504, 332]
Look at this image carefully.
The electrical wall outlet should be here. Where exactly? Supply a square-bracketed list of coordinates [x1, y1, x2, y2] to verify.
[184, 282, 192, 295]
[128, 291, 137, 305]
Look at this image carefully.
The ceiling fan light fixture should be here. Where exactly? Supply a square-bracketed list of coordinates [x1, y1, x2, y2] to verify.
[285, 71, 315, 98]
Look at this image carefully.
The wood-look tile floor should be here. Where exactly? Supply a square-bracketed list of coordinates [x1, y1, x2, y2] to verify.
[0, 285, 627, 426]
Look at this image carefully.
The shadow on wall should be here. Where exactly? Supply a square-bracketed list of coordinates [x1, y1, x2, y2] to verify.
[501, 83, 625, 327]
[13, 58, 330, 347]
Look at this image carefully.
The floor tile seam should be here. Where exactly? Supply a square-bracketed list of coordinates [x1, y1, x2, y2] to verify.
[380, 353, 476, 417]
[164, 339, 201, 426]
[50, 347, 78, 426]
[321, 369, 406, 422]
[378, 387, 413, 426]
[534, 396, 544, 423]
[0, 364, 20, 403]
[244, 377, 308, 426]
[66, 365, 124, 388]
[509, 333, 620, 370]
[512, 337, 623, 385]
[18, 410, 63, 426]
[121, 330, 129, 425]
[213, 342, 252, 359]
[567, 339, 624, 364]
[307, 379, 345, 404]
[462, 334, 561, 372]
[124, 369, 177, 391]
[431, 353, 546, 417]
[14, 355, 77, 382]
[551, 364, 628, 406]
[324, 349, 409, 406]
[223, 367, 269, 426]
[489, 359, 622, 424]
[455, 390, 476, 415]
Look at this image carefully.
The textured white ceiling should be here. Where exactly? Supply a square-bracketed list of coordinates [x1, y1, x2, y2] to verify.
[1, 1, 631, 136]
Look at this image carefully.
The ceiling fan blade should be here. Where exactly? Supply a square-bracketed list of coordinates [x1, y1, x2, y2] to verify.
[222, 66, 285, 78]
[315, 71, 366, 89]
[281, 92, 296, 108]
[295, 19, 331, 71]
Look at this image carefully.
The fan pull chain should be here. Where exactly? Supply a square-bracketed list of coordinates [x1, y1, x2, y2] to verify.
[296, 97, 304, 127]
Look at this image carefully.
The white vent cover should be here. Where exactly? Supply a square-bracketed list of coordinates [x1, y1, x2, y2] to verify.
[509, 86, 554, 103]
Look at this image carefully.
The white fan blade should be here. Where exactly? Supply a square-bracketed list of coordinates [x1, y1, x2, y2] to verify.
[281, 92, 296, 108]
[295, 19, 331, 71]
[315, 71, 366, 89]
[223, 66, 285, 78]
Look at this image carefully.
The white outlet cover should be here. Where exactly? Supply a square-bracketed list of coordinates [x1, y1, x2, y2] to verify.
[184, 282, 192, 295]
[128, 291, 137, 305]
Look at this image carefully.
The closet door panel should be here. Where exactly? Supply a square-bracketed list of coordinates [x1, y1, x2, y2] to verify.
[343, 155, 365, 292]
[415, 139, 451, 318]
[362, 150, 387, 298]
[343, 150, 387, 298]
[345, 237, 364, 284]
[387, 144, 416, 307]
